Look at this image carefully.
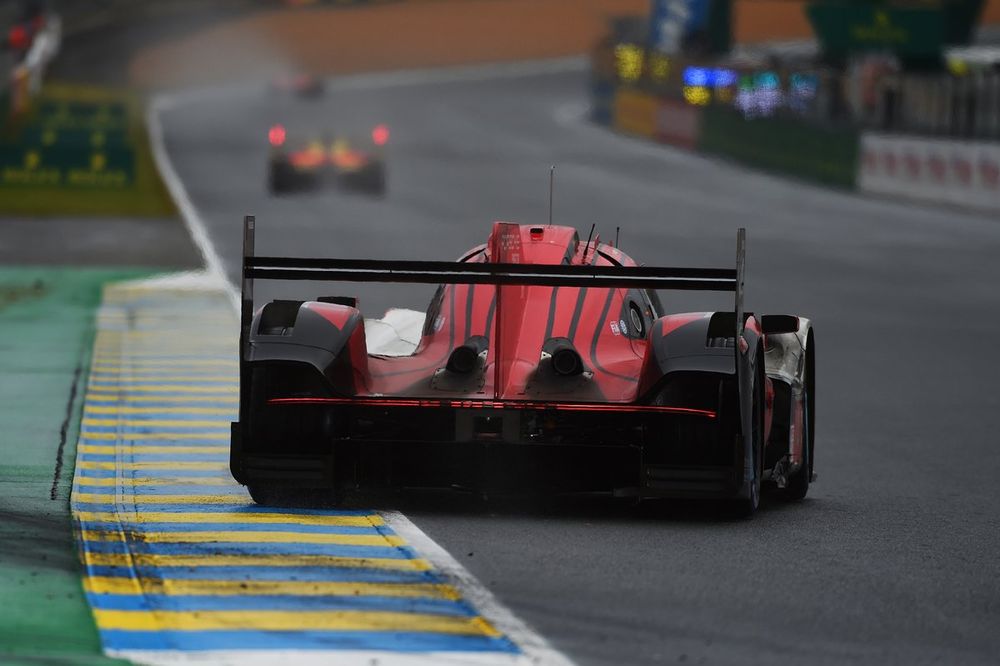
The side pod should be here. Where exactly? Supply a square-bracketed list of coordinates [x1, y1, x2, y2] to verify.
[231, 300, 367, 485]
[247, 300, 368, 394]
[638, 312, 735, 398]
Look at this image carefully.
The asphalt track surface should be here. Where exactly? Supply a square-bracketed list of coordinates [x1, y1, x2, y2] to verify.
[157, 64, 1000, 665]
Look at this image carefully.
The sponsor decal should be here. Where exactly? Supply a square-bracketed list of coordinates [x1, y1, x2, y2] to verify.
[609, 320, 621, 336]
[981, 157, 999, 189]
[952, 155, 972, 186]
[928, 154, 947, 182]
[883, 151, 897, 175]
[860, 132, 999, 212]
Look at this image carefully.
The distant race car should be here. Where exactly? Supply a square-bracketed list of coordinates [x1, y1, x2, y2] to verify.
[267, 71, 324, 98]
[266, 123, 388, 196]
[231, 219, 816, 517]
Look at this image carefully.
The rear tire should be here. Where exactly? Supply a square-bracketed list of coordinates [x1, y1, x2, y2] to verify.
[248, 484, 344, 508]
[268, 171, 284, 195]
[362, 164, 386, 197]
[781, 338, 814, 501]
[780, 392, 811, 500]
[728, 363, 764, 518]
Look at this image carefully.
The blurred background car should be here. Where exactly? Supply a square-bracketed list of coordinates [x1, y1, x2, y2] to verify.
[267, 122, 388, 196]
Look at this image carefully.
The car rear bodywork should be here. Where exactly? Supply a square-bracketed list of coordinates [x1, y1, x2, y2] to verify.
[267, 127, 387, 196]
[231, 217, 816, 515]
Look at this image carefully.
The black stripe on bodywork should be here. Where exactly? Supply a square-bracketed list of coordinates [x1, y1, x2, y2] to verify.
[565, 246, 601, 342]
[543, 287, 560, 342]
[589, 287, 639, 383]
[566, 287, 588, 342]
[561, 234, 578, 265]
[463, 283, 476, 341]
[482, 293, 496, 337]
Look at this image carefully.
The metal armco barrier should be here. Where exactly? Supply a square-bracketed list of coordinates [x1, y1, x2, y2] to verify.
[859, 132, 1000, 212]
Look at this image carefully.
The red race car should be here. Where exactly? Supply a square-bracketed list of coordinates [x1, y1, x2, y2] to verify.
[266, 123, 387, 196]
[231, 218, 816, 516]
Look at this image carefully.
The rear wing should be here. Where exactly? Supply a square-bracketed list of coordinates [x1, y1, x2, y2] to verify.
[240, 216, 746, 358]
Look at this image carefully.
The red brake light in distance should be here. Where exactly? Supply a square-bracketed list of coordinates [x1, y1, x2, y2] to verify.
[268, 124, 286, 147]
[372, 124, 390, 146]
[8, 25, 29, 51]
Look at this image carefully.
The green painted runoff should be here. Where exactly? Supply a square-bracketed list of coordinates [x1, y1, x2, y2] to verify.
[0, 267, 151, 666]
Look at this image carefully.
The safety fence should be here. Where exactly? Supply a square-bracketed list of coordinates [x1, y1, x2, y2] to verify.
[597, 81, 862, 189]
[592, 33, 1000, 212]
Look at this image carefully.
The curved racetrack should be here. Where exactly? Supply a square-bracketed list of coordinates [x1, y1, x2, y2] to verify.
[157, 63, 1000, 666]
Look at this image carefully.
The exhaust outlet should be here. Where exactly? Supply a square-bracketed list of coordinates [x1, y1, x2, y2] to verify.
[446, 335, 488, 374]
[542, 337, 584, 376]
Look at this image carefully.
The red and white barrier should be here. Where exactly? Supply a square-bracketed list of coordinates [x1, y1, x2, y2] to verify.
[860, 132, 1000, 213]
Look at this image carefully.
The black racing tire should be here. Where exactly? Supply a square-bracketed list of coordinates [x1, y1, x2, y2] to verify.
[728, 358, 765, 518]
[248, 484, 344, 508]
[268, 166, 287, 195]
[370, 165, 386, 196]
[349, 164, 385, 197]
[781, 333, 815, 501]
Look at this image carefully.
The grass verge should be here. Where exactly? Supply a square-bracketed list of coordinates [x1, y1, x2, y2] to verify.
[0, 267, 155, 665]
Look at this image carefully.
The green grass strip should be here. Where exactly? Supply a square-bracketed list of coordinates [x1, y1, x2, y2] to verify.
[0, 267, 156, 665]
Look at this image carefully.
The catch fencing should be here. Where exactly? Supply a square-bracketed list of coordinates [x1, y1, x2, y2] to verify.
[591, 25, 1000, 212]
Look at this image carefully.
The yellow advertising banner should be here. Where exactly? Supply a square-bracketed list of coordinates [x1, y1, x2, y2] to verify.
[613, 89, 657, 139]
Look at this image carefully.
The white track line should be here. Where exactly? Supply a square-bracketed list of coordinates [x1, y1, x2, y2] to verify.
[113, 650, 543, 666]
[146, 98, 235, 305]
[145, 57, 584, 666]
[385, 511, 574, 666]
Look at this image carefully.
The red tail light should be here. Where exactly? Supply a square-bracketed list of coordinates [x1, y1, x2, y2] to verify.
[268, 124, 286, 147]
[8, 25, 29, 51]
[372, 124, 390, 146]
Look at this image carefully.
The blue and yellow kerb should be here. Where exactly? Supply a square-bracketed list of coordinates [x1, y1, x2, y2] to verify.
[70, 281, 519, 655]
